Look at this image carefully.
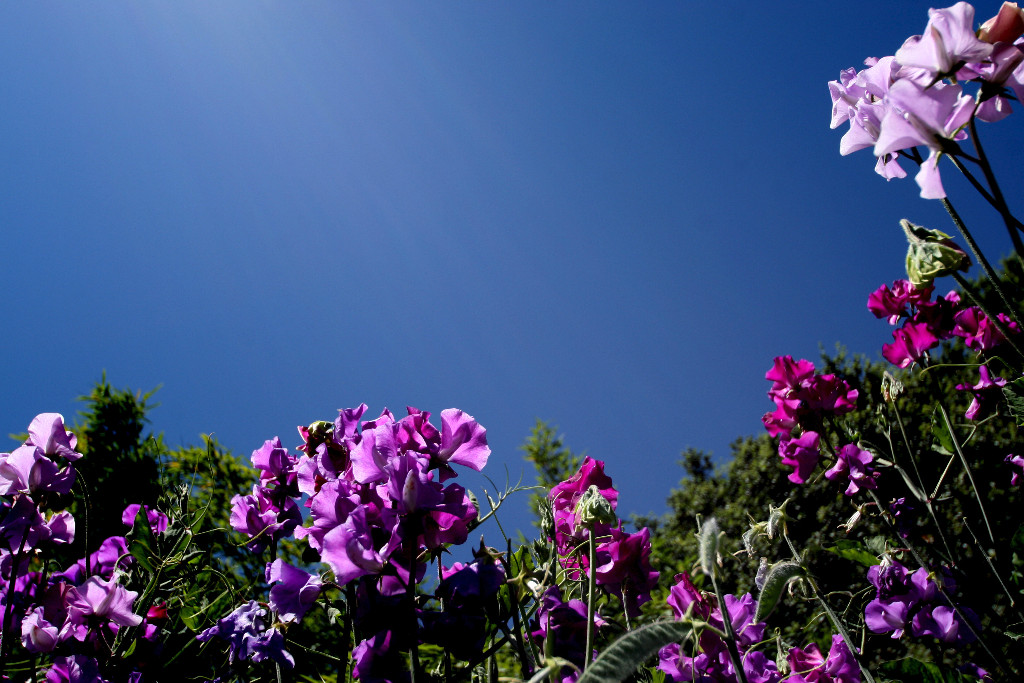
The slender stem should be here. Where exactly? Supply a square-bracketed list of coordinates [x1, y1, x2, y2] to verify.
[707, 565, 749, 683]
[962, 517, 1023, 622]
[782, 533, 876, 683]
[407, 550, 419, 683]
[969, 119, 1024, 255]
[929, 375, 995, 544]
[584, 528, 597, 672]
[506, 540, 534, 678]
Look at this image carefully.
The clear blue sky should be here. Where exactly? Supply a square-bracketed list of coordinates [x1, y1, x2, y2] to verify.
[2, 2, 1021, 539]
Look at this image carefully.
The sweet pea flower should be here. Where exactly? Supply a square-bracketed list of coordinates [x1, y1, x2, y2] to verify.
[594, 526, 659, 617]
[825, 444, 879, 496]
[875, 79, 974, 198]
[788, 635, 861, 683]
[778, 431, 821, 484]
[27, 413, 83, 462]
[267, 559, 322, 623]
[882, 319, 939, 368]
[894, 2, 993, 78]
[952, 307, 1019, 352]
[46, 655, 109, 683]
[122, 504, 169, 534]
[1006, 454, 1024, 485]
[956, 365, 1007, 420]
[197, 600, 295, 668]
[66, 575, 143, 629]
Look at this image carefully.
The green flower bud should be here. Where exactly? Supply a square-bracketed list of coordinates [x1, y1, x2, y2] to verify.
[574, 485, 616, 528]
[539, 501, 556, 541]
[902, 219, 970, 286]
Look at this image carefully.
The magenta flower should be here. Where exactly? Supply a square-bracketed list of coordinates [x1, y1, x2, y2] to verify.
[436, 408, 490, 475]
[1006, 454, 1024, 486]
[122, 504, 169, 534]
[882, 320, 939, 368]
[762, 357, 858, 439]
[894, 2, 992, 78]
[953, 307, 1019, 352]
[594, 526, 659, 617]
[549, 457, 618, 551]
[251, 436, 297, 485]
[955, 365, 1007, 420]
[778, 431, 821, 484]
[824, 444, 879, 496]
[868, 279, 933, 324]
[787, 635, 860, 683]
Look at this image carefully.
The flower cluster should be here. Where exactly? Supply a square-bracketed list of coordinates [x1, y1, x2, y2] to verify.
[864, 559, 978, 644]
[206, 404, 492, 676]
[762, 357, 873, 492]
[830, 2, 1024, 198]
[0, 414, 166, 682]
[658, 573, 779, 683]
[545, 458, 659, 619]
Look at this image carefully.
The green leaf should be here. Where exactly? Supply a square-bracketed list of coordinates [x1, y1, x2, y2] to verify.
[699, 518, 720, 577]
[754, 561, 803, 623]
[878, 658, 968, 682]
[825, 540, 879, 567]
[1004, 377, 1024, 426]
[576, 620, 696, 683]
[930, 407, 955, 454]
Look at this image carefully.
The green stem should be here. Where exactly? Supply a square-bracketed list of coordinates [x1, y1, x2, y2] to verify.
[941, 198, 1024, 339]
[584, 528, 597, 672]
[968, 119, 1024, 256]
[707, 565, 749, 683]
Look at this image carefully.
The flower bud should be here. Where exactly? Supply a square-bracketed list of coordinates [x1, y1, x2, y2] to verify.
[574, 485, 616, 528]
[979, 2, 1024, 43]
[539, 501, 556, 540]
[902, 219, 970, 286]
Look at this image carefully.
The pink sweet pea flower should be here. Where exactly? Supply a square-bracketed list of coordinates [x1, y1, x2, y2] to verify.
[825, 444, 879, 496]
[882, 320, 939, 368]
[66, 575, 143, 629]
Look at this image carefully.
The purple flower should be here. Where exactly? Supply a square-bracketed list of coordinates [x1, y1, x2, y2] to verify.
[787, 635, 860, 683]
[824, 444, 879, 496]
[875, 79, 974, 198]
[0, 444, 76, 496]
[197, 600, 295, 668]
[549, 457, 618, 552]
[21, 606, 60, 653]
[953, 307, 1019, 352]
[882, 320, 939, 368]
[1006, 454, 1024, 486]
[59, 536, 131, 583]
[66, 575, 143, 629]
[436, 408, 490, 476]
[266, 559, 322, 623]
[251, 437, 297, 485]
[122, 504, 169, 534]
[867, 279, 933, 324]
[778, 431, 821, 484]
[532, 586, 606, 674]
[594, 526, 659, 618]
[955, 365, 1007, 420]
[46, 655, 109, 683]
[894, 3, 993, 78]
[28, 413, 83, 462]
[229, 484, 301, 552]
[762, 357, 858, 439]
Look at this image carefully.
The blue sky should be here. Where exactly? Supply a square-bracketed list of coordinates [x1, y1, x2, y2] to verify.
[3, 2, 1021, 540]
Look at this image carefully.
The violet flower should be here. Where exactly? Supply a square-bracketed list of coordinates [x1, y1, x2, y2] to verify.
[787, 635, 860, 683]
[1007, 454, 1024, 486]
[27, 413, 83, 462]
[894, 2, 993, 79]
[197, 600, 295, 668]
[122, 504, 169, 535]
[45, 655, 109, 683]
[266, 558, 322, 623]
[593, 526, 659, 618]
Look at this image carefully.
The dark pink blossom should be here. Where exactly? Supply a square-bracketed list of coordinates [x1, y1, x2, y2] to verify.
[825, 444, 879, 496]
[778, 431, 821, 484]
[953, 307, 1019, 352]
[867, 279, 933, 324]
[882, 320, 939, 368]
[594, 526, 659, 617]
[1006, 454, 1024, 486]
[956, 365, 1007, 420]
[787, 635, 860, 683]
